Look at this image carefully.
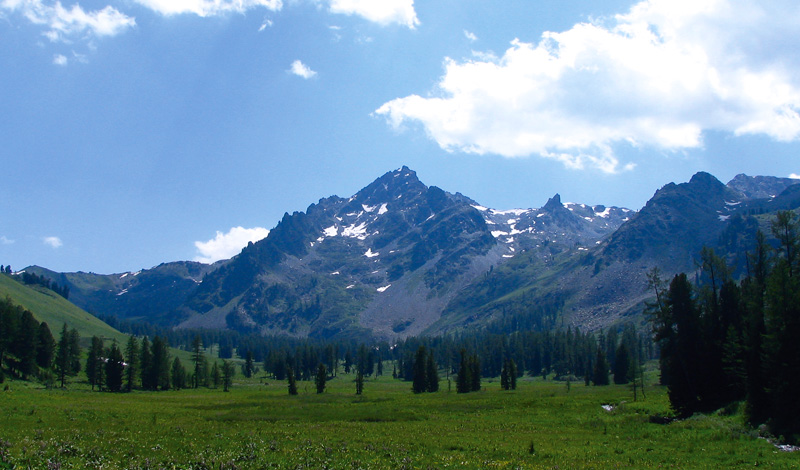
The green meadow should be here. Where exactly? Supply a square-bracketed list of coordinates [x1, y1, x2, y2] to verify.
[1, 373, 795, 469]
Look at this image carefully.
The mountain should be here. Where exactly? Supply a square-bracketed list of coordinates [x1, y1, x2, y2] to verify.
[442, 172, 800, 332]
[26, 169, 799, 340]
[0, 273, 129, 345]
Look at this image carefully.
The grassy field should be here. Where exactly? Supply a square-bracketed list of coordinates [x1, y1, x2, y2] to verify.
[0, 372, 795, 469]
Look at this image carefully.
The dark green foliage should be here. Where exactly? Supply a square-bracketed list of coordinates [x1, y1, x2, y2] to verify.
[87, 336, 105, 391]
[140, 336, 152, 390]
[592, 348, 609, 386]
[36, 322, 55, 369]
[412, 346, 427, 394]
[146, 336, 171, 391]
[222, 360, 234, 392]
[191, 335, 204, 388]
[125, 335, 139, 392]
[315, 363, 327, 394]
[105, 341, 125, 392]
[211, 361, 221, 389]
[243, 350, 254, 378]
[501, 359, 517, 390]
[287, 367, 298, 395]
[648, 214, 800, 441]
[54, 324, 81, 387]
[355, 368, 364, 395]
[171, 357, 187, 390]
[612, 343, 630, 385]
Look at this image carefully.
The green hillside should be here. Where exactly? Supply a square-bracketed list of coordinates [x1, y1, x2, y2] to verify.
[0, 273, 129, 345]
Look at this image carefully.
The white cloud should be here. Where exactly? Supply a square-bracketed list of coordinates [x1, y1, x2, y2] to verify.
[464, 30, 477, 42]
[790, 174, 800, 180]
[132, 0, 282, 17]
[52, 53, 67, 65]
[43, 236, 62, 248]
[328, 0, 419, 29]
[1, 0, 136, 42]
[290, 59, 317, 79]
[0, 236, 14, 245]
[258, 18, 273, 31]
[376, 0, 800, 173]
[194, 226, 270, 264]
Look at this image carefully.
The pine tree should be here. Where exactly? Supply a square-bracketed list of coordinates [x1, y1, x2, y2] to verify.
[140, 336, 153, 390]
[509, 359, 518, 390]
[86, 336, 105, 391]
[315, 363, 327, 394]
[55, 324, 79, 387]
[124, 336, 139, 392]
[211, 361, 221, 389]
[412, 346, 428, 394]
[36, 322, 55, 369]
[105, 341, 124, 392]
[456, 349, 470, 394]
[171, 357, 186, 390]
[222, 360, 234, 392]
[287, 366, 298, 395]
[243, 350, 254, 378]
[16, 310, 39, 378]
[469, 355, 481, 392]
[355, 368, 364, 395]
[613, 342, 630, 385]
[191, 335, 204, 388]
[592, 347, 609, 386]
[426, 351, 439, 393]
[500, 360, 510, 391]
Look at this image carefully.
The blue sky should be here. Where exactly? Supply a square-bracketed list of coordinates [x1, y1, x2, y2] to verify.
[2, 0, 799, 274]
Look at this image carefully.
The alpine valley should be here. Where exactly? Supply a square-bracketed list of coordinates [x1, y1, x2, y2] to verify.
[25, 168, 800, 341]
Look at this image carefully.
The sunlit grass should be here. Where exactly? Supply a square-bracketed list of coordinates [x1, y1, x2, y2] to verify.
[0, 373, 794, 469]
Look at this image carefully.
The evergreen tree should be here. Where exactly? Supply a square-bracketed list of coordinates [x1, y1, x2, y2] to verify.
[469, 354, 481, 392]
[426, 351, 439, 393]
[315, 363, 327, 394]
[509, 359, 518, 390]
[222, 360, 234, 392]
[105, 341, 125, 392]
[15, 310, 39, 378]
[612, 342, 631, 385]
[243, 350, 255, 378]
[54, 324, 79, 387]
[140, 336, 153, 390]
[171, 357, 187, 390]
[500, 360, 510, 391]
[36, 322, 55, 369]
[412, 346, 428, 394]
[456, 349, 470, 394]
[150, 336, 171, 391]
[592, 347, 609, 386]
[86, 336, 105, 391]
[124, 335, 139, 392]
[191, 335, 204, 389]
[287, 366, 298, 395]
[211, 361, 221, 389]
[355, 368, 364, 395]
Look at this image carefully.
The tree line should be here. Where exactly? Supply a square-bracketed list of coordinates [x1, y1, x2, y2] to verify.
[648, 210, 800, 442]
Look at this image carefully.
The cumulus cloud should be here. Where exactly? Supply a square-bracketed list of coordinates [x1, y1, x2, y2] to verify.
[790, 174, 800, 180]
[194, 226, 270, 264]
[376, 0, 800, 173]
[464, 30, 477, 42]
[1, 0, 136, 42]
[328, 0, 419, 29]
[290, 59, 317, 79]
[43, 236, 62, 248]
[132, 0, 282, 17]
[52, 53, 67, 65]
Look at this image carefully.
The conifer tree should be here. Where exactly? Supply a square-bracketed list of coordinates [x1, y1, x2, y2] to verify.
[592, 347, 609, 386]
[86, 336, 105, 391]
[105, 341, 124, 392]
[287, 366, 298, 395]
[191, 335, 204, 388]
[55, 324, 79, 387]
[211, 361, 221, 389]
[426, 351, 439, 393]
[355, 368, 364, 395]
[412, 346, 428, 394]
[315, 363, 327, 394]
[36, 322, 55, 369]
[222, 360, 234, 392]
[125, 335, 139, 392]
[171, 357, 187, 390]
[613, 342, 630, 385]
[243, 350, 254, 378]
[140, 336, 152, 390]
[456, 349, 470, 394]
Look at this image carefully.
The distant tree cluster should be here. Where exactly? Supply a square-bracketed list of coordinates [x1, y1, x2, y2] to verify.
[456, 349, 481, 393]
[17, 271, 70, 299]
[0, 296, 58, 383]
[649, 211, 800, 441]
[0, 265, 12, 275]
[411, 345, 438, 394]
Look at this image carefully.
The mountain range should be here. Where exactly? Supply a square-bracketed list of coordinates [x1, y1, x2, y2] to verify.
[25, 167, 800, 340]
